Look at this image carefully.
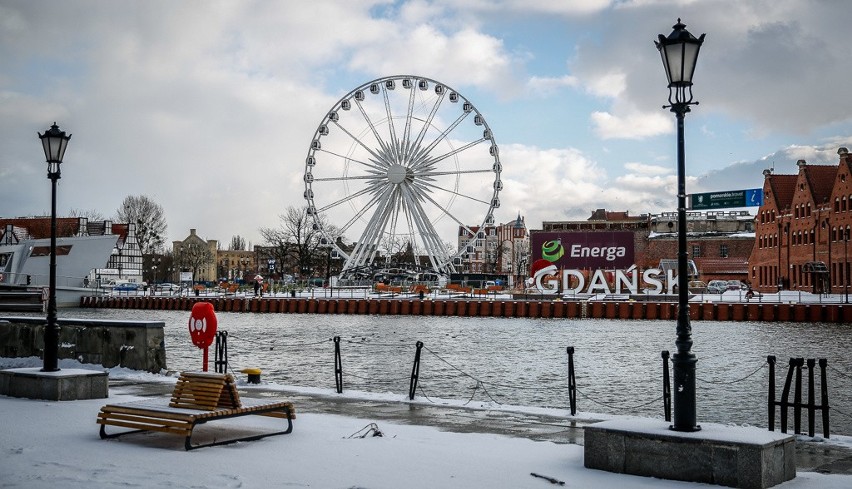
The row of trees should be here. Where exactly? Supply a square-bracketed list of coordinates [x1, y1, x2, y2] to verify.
[109, 195, 466, 283]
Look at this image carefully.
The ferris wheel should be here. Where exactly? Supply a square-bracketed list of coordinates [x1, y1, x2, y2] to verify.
[303, 75, 502, 276]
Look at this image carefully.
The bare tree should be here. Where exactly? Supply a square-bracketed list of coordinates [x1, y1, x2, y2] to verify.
[115, 195, 167, 255]
[260, 206, 340, 278]
[68, 208, 105, 221]
[173, 242, 214, 283]
[229, 235, 246, 251]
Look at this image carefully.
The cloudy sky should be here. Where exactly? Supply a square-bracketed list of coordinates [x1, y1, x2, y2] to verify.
[1, 0, 850, 248]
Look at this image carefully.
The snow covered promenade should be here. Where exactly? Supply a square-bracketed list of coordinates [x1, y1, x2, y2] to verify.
[2, 362, 851, 488]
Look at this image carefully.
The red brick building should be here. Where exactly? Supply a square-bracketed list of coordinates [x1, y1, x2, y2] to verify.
[749, 148, 852, 293]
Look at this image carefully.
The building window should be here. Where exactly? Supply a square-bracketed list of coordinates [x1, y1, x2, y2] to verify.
[807, 203, 812, 216]
[691, 245, 700, 258]
[720, 245, 729, 258]
[835, 198, 841, 212]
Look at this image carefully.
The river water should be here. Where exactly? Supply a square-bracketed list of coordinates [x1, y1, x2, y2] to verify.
[38, 309, 852, 435]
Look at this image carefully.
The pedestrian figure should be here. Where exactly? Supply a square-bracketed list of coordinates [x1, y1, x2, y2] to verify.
[254, 280, 260, 297]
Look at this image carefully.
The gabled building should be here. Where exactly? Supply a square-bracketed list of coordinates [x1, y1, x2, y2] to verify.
[173, 229, 218, 283]
[457, 214, 528, 286]
[749, 148, 852, 293]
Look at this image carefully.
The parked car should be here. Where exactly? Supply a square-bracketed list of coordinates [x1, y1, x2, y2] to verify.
[113, 282, 139, 292]
[687, 280, 707, 293]
[706, 280, 728, 294]
[726, 280, 747, 291]
[155, 282, 180, 292]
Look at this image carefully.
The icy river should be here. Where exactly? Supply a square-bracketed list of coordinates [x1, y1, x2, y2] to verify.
[32, 308, 852, 435]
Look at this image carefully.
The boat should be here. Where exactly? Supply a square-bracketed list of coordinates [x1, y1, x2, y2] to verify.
[0, 234, 119, 309]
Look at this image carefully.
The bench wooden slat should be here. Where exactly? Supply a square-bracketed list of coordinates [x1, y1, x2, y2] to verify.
[97, 413, 193, 431]
[98, 371, 294, 450]
[99, 405, 196, 421]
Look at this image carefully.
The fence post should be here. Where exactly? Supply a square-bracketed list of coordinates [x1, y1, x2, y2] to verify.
[794, 357, 804, 435]
[807, 358, 816, 437]
[780, 358, 796, 433]
[214, 330, 228, 374]
[662, 350, 671, 422]
[819, 358, 830, 438]
[408, 341, 424, 400]
[334, 336, 343, 394]
[767, 355, 776, 431]
[567, 347, 576, 416]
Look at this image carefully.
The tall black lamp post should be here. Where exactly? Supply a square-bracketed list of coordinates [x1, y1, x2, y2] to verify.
[845, 227, 849, 305]
[656, 20, 704, 432]
[38, 123, 71, 372]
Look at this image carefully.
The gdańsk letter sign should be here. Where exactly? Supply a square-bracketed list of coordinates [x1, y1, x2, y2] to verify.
[530, 231, 674, 295]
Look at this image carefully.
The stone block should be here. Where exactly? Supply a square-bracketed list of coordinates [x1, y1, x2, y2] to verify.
[584, 419, 795, 489]
[0, 368, 108, 401]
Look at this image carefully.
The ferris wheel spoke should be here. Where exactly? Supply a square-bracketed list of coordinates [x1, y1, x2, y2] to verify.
[417, 138, 487, 170]
[381, 87, 401, 165]
[408, 111, 471, 170]
[337, 193, 382, 238]
[420, 179, 492, 206]
[407, 90, 445, 163]
[400, 83, 417, 161]
[416, 168, 494, 179]
[311, 173, 385, 182]
[351, 187, 397, 266]
[314, 185, 376, 215]
[400, 185, 449, 269]
[354, 98, 393, 162]
[323, 128, 388, 171]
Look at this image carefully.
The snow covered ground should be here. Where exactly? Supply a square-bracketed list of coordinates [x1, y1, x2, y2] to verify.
[2, 358, 851, 488]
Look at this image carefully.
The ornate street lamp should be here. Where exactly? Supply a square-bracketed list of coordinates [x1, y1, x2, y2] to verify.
[656, 20, 704, 432]
[845, 227, 850, 304]
[38, 123, 71, 372]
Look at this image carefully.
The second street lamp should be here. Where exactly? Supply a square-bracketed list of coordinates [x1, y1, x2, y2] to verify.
[38, 122, 72, 373]
[656, 19, 705, 432]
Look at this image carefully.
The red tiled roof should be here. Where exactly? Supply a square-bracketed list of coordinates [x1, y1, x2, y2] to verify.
[768, 174, 797, 210]
[0, 217, 81, 239]
[803, 165, 838, 205]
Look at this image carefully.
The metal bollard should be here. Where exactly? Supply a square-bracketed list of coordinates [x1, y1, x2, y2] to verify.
[567, 346, 576, 416]
[662, 350, 671, 422]
[334, 336, 343, 394]
[214, 331, 228, 374]
[408, 341, 424, 400]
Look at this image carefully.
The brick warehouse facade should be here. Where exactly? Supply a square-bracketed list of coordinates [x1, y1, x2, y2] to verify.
[750, 148, 852, 294]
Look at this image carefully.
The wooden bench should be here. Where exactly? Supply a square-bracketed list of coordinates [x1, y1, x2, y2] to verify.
[97, 371, 295, 450]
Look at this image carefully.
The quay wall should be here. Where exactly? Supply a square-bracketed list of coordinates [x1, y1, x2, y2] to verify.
[0, 316, 166, 373]
[78, 296, 852, 323]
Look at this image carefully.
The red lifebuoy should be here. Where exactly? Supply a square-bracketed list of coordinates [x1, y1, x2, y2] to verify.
[188, 302, 218, 349]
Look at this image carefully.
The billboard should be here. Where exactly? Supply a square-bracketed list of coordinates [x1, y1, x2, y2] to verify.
[530, 231, 635, 269]
[690, 188, 763, 210]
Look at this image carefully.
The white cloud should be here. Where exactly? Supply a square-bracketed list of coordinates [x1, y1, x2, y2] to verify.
[585, 71, 626, 98]
[623, 162, 670, 176]
[526, 75, 579, 96]
[591, 110, 671, 139]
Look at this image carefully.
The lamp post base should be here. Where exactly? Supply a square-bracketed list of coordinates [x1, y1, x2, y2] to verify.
[671, 351, 700, 432]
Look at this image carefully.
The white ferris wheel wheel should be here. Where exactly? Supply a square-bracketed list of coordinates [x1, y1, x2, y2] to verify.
[303, 75, 502, 276]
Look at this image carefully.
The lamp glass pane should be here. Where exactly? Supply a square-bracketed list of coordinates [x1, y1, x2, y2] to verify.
[664, 43, 684, 83]
[41, 137, 52, 161]
[681, 43, 700, 83]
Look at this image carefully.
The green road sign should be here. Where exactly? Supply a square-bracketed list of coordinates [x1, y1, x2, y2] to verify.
[690, 188, 763, 210]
